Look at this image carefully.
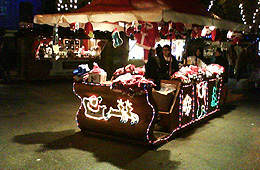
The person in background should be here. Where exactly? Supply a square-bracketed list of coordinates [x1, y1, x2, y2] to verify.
[145, 49, 161, 90]
[194, 47, 209, 66]
[211, 47, 229, 104]
[158, 45, 179, 80]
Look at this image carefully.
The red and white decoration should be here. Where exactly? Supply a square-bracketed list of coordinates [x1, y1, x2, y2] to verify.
[172, 64, 224, 83]
[134, 22, 160, 50]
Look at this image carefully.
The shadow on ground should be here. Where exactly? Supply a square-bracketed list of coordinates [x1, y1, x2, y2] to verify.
[13, 130, 181, 169]
[174, 104, 238, 140]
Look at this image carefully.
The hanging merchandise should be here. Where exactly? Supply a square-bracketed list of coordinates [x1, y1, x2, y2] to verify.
[201, 26, 211, 37]
[111, 28, 123, 48]
[191, 25, 202, 39]
[70, 22, 79, 32]
[227, 30, 234, 39]
[126, 26, 134, 39]
[134, 22, 160, 50]
[84, 22, 94, 38]
[211, 29, 217, 41]
[160, 22, 169, 37]
[167, 22, 176, 40]
[231, 31, 243, 45]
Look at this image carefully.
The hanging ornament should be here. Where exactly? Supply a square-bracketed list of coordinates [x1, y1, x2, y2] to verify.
[111, 28, 123, 48]
[134, 22, 160, 50]
[191, 25, 202, 39]
[211, 86, 218, 107]
[160, 22, 169, 36]
[70, 22, 79, 32]
[201, 26, 211, 37]
[84, 22, 94, 38]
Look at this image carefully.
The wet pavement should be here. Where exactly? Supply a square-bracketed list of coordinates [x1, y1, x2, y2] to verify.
[1, 80, 260, 170]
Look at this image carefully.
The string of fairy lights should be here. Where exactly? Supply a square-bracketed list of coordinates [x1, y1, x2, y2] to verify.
[57, 0, 91, 12]
[207, 0, 216, 11]
[239, 0, 260, 30]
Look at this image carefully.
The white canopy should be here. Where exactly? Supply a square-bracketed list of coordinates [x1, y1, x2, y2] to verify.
[33, 0, 249, 31]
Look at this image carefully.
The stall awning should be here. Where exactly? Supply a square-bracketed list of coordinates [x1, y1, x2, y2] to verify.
[33, 0, 249, 31]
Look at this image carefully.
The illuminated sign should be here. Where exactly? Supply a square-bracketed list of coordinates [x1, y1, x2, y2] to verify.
[82, 95, 139, 125]
[182, 94, 192, 117]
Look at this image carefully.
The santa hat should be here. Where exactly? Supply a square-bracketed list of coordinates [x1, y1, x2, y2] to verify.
[70, 22, 79, 32]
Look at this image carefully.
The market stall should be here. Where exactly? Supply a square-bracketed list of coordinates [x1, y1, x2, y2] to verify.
[32, 0, 248, 144]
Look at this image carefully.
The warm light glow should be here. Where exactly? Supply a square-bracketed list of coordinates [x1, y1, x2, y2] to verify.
[209, 26, 215, 31]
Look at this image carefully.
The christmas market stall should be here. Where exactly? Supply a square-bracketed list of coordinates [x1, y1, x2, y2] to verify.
[33, 0, 249, 145]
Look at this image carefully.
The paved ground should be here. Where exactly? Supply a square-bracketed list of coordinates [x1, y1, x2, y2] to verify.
[0, 80, 260, 170]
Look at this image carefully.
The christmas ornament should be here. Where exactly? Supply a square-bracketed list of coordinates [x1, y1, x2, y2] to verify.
[111, 28, 123, 48]
[84, 22, 94, 38]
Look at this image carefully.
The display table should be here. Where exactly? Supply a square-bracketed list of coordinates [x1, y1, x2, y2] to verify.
[73, 77, 223, 145]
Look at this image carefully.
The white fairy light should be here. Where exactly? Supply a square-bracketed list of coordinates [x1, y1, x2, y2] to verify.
[239, 3, 247, 25]
[74, 5, 77, 9]
[207, 0, 216, 11]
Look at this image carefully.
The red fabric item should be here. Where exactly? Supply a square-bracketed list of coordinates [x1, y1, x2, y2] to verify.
[175, 22, 185, 33]
[211, 29, 217, 41]
[134, 22, 160, 50]
[191, 26, 201, 38]
[82, 39, 89, 50]
[126, 26, 134, 36]
[84, 22, 94, 38]
[90, 63, 104, 73]
[143, 49, 150, 60]
[160, 23, 169, 36]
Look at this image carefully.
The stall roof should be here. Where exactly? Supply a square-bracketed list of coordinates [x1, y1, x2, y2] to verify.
[34, 0, 249, 31]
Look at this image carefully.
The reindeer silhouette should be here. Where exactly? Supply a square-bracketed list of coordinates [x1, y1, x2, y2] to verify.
[106, 99, 139, 125]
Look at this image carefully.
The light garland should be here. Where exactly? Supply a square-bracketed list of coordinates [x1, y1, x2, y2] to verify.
[207, 0, 216, 11]
[239, 3, 247, 25]
[182, 94, 192, 117]
[57, 0, 81, 11]
[211, 86, 218, 107]
[252, 0, 260, 27]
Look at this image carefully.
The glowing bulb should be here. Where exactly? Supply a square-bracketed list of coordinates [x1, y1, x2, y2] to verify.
[239, 4, 243, 8]
[61, 5, 64, 9]
[70, 4, 73, 8]
[209, 26, 215, 31]
[65, 4, 67, 7]
[57, 8, 60, 11]
[57, 3, 60, 7]
[74, 0, 77, 3]
[59, 0, 62, 3]
[74, 5, 77, 9]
